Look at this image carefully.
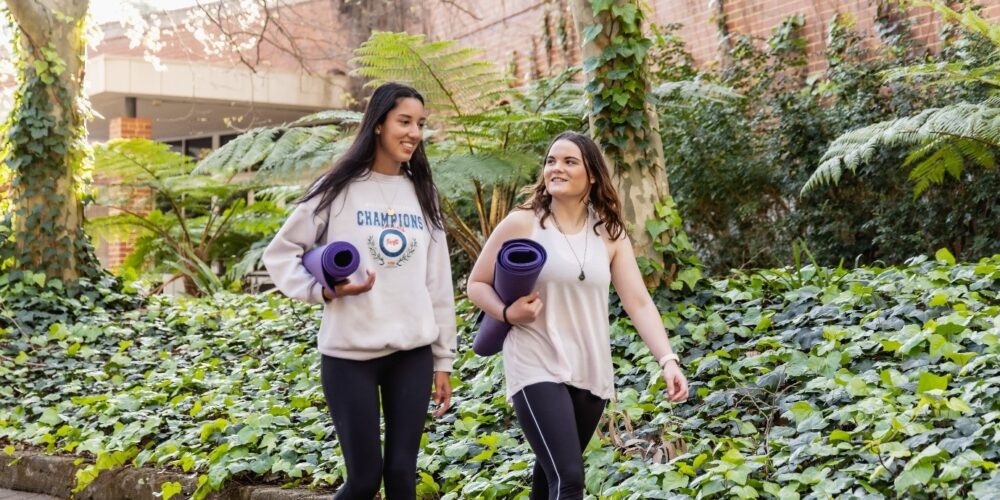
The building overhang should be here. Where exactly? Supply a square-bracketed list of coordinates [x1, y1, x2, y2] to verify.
[85, 54, 351, 141]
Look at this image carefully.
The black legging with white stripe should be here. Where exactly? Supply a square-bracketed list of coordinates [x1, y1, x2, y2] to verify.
[512, 382, 609, 499]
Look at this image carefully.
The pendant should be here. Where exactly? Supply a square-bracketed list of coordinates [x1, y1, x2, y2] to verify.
[387, 208, 395, 216]
[578, 270, 586, 281]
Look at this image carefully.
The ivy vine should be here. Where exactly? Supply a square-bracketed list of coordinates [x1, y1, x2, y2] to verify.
[0, 11, 102, 285]
[581, 0, 656, 175]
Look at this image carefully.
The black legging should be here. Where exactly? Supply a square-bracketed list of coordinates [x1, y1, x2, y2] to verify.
[320, 345, 433, 500]
[512, 382, 608, 500]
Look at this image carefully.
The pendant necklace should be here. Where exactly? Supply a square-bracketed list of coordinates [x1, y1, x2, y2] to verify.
[552, 211, 588, 281]
[375, 175, 401, 216]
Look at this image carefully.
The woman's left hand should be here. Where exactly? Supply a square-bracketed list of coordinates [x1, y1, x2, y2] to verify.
[432, 371, 452, 417]
[663, 361, 689, 402]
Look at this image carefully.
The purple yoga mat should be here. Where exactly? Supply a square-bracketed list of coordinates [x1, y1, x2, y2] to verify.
[473, 238, 547, 356]
[302, 241, 361, 291]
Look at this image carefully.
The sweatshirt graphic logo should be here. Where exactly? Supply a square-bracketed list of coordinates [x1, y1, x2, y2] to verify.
[361, 209, 419, 268]
[379, 229, 406, 257]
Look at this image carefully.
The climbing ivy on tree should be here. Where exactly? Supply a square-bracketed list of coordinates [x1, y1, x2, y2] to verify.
[572, 0, 682, 283]
[0, 1, 102, 285]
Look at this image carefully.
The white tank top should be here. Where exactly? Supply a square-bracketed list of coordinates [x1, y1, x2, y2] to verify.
[502, 210, 614, 401]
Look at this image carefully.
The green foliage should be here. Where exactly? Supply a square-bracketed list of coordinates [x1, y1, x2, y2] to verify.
[351, 32, 509, 119]
[88, 139, 287, 294]
[583, 0, 658, 175]
[804, 1, 1000, 196]
[640, 196, 703, 291]
[4, 252, 1000, 497]
[804, 100, 999, 195]
[657, 9, 1000, 273]
[193, 111, 359, 179]
[0, 19, 101, 283]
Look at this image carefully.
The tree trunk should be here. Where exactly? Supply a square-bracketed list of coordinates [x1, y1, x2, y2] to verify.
[4, 0, 99, 283]
[570, 0, 671, 281]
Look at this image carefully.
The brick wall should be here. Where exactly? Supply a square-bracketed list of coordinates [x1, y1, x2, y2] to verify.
[108, 117, 153, 139]
[427, 0, 1000, 77]
[90, 117, 155, 269]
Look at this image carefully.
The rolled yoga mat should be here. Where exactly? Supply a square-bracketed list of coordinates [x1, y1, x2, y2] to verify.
[472, 238, 547, 356]
[302, 241, 361, 291]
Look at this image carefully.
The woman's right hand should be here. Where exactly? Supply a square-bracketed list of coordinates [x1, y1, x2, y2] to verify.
[322, 271, 376, 300]
[505, 291, 543, 325]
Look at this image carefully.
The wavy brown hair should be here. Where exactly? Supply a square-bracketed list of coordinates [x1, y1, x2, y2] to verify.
[519, 131, 626, 240]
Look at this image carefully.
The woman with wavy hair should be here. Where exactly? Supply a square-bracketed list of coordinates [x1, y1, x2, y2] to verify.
[467, 131, 688, 498]
[263, 82, 456, 499]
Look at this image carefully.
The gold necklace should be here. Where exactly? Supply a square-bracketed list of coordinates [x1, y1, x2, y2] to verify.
[375, 176, 401, 216]
[552, 211, 588, 281]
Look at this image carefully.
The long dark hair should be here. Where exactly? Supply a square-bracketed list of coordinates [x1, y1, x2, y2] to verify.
[299, 82, 443, 230]
[519, 131, 626, 240]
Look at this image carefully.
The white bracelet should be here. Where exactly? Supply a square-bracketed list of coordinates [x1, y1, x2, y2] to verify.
[658, 353, 680, 369]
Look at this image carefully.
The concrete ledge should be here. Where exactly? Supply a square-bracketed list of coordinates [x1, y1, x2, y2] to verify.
[0, 452, 331, 500]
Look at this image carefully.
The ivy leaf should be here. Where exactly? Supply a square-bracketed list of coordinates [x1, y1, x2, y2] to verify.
[894, 464, 934, 492]
[934, 248, 956, 265]
[916, 372, 950, 394]
[590, 0, 615, 14]
[159, 481, 183, 500]
[662, 470, 689, 490]
[829, 430, 852, 442]
[38, 407, 63, 426]
[646, 218, 670, 240]
[611, 3, 638, 25]
[581, 24, 604, 44]
[672, 267, 702, 291]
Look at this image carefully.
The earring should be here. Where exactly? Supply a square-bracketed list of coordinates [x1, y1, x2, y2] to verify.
[375, 127, 381, 134]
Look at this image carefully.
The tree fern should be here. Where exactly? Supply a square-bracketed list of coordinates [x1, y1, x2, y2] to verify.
[431, 153, 536, 197]
[94, 139, 194, 180]
[290, 110, 363, 126]
[805, 1, 1000, 196]
[882, 61, 1000, 88]
[228, 239, 268, 283]
[653, 80, 744, 104]
[350, 32, 509, 117]
[253, 185, 305, 203]
[89, 138, 286, 295]
[803, 100, 1000, 193]
[194, 123, 348, 179]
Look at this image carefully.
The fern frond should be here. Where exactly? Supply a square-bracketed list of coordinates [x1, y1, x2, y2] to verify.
[194, 123, 347, 179]
[228, 240, 268, 282]
[258, 127, 348, 178]
[85, 212, 151, 241]
[952, 137, 995, 169]
[351, 32, 509, 116]
[93, 139, 194, 182]
[803, 101, 1000, 193]
[915, 0, 1000, 48]
[290, 110, 362, 126]
[432, 153, 537, 197]
[653, 80, 744, 103]
[253, 185, 306, 203]
[881, 61, 1000, 87]
[907, 142, 963, 195]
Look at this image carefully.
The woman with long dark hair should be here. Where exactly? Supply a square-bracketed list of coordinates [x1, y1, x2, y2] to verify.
[263, 82, 456, 499]
[467, 131, 688, 498]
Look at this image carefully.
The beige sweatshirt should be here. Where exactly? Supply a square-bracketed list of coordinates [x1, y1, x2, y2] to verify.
[262, 171, 457, 372]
